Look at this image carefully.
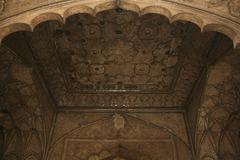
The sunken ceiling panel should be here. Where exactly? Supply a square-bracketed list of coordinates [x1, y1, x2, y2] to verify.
[26, 9, 214, 108]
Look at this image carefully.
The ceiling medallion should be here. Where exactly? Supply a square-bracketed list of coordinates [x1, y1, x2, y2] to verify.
[113, 114, 125, 130]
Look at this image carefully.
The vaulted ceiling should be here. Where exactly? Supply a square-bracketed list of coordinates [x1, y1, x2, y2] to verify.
[0, 7, 239, 160]
[2, 9, 232, 110]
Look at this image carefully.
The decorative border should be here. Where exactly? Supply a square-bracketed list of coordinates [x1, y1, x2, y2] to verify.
[0, 0, 240, 48]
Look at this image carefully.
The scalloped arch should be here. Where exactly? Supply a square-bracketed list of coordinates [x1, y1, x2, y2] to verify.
[63, 5, 95, 20]
[203, 23, 237, 47]
[94, 1, 118, 15]
[141, 6, 172, 21]
[171, 13, 204, 31]
[31, 12, 64, 30]
[0, 1, 239, 48]
[0, 23, 32, 44]
[118, 1, 141, 14]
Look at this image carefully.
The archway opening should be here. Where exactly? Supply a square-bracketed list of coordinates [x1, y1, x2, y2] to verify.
[0, 8, 239, 160]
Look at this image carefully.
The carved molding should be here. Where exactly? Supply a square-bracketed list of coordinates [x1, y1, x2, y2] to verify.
[0, 0, 240, 48]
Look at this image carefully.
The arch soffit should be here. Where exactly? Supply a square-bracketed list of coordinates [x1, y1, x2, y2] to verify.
[0, 0, 240, 48]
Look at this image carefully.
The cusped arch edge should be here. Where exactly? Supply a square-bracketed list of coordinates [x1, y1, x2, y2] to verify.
[0, 1, 239, 48]
[0, 23, 32, 44]
[31, 12, 64, 30]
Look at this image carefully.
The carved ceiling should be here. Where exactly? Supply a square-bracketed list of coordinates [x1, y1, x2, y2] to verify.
[0, 2, 239, 160]
[20, 9, 217, 109]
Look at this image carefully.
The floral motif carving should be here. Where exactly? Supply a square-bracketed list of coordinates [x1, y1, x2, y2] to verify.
[205, 0, 240, 17]
[228, 0, 240, 17]
[53, 11, 184, 93]
[26, 9, 213, 108]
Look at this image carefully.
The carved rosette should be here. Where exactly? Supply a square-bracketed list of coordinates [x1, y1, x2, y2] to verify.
[228, 0, 240, 17]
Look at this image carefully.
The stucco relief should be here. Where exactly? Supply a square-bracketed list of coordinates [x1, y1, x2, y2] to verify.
[199, 0, 240, 17]
[0, 0, 239, 18]
[228, 0, 240, 17]
[196, 51, 240, 160]
[0, 1, 239, 160]
[0, 0, 5, 14]
[113, 114, 125, 130]
[175, 0, 240, 18]
[25, 9, 214, 108]
[49, 113, 192, 160]
[0, 0, 240, 49]
[0, 46, 42, 159]
[53, 10, 184, 93]
[0, 46, 55, 160]
[0, 0, 49, 16]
